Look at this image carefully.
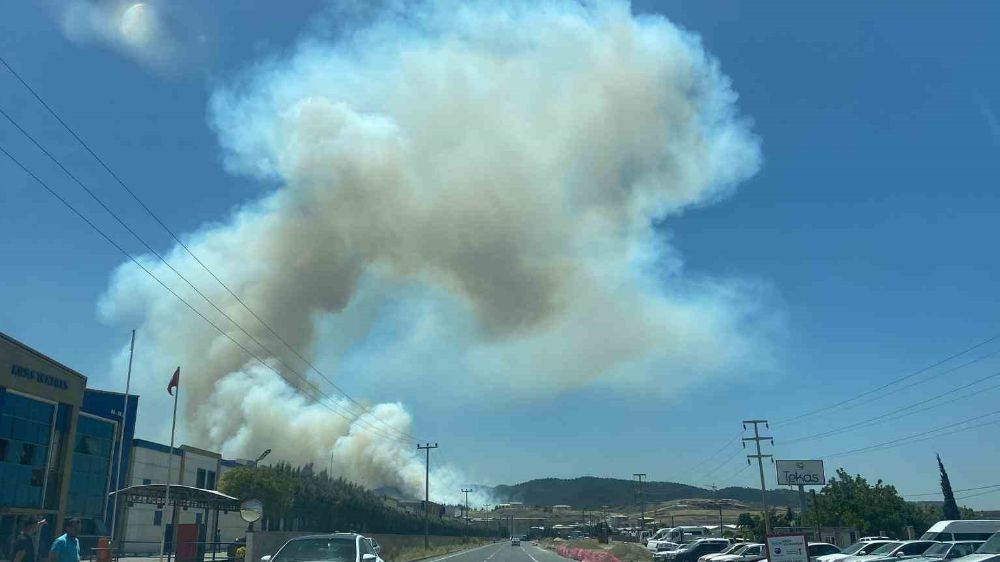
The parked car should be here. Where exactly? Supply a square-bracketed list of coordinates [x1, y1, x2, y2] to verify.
[656, 539, 731, 562]
[701, 544, 752, 562]
[655, 543, 682, 553]
[842, 540, 939, 562]
[261, 533, 385, 562]
[759, 543, 842, 562]
[818, 541, 897, 562]
[711, 543, 767, 562]
[922, 522, 1000, 543]
[951, 532, 1000, 562]
[906, 541, 985, 562]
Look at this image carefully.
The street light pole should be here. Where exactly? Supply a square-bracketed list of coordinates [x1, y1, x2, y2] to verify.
[247, 449, 272, 533]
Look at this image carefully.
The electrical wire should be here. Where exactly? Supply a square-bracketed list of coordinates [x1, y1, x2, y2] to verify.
[904, 484, 1000, 498]
[0, 54, 420, 444]
[0, 141, 413, 445]
[781, 369, 1000, 445]
[773, 334, 1000, 427]
[819, 408, 1000, 459]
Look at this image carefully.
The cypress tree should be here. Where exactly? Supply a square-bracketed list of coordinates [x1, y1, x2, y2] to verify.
[937, 454, 961, 520]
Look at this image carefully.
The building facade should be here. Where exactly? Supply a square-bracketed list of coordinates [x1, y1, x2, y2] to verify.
[0, 333, 138, 561]
[119, 440, 248, 555]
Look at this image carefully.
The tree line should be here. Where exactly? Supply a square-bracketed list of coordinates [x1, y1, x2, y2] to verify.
[219, 462, 494, 536]
[735, 465, 977, 542]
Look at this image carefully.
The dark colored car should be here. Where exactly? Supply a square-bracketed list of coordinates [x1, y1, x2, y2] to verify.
[668, 540, 732, 562]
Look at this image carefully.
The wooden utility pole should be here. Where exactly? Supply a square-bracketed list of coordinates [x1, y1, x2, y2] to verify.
[742, 420, 774, 536]
[633, 473, 647, 539]
[417, 443, 438, 549]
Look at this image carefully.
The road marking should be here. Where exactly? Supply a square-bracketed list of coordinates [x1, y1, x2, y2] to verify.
[520, 546, 541, 562]
[425, 542, 501, 562]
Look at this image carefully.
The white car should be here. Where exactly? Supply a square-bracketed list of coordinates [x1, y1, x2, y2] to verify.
[712, 543, 766, 562]
[261, 533, 385, 562]
[818, 541, 897, 562]
[841, 540, 940, 562]
[701, 543, 752, 562]
[952, 532, 1000, 562]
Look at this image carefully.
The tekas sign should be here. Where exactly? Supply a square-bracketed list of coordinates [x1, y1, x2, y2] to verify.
[775, 459, 825, 486]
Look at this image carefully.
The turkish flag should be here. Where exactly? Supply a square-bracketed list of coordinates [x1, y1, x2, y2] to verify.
[167, 367, 180, 396]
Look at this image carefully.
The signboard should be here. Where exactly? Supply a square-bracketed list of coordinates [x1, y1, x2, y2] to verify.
[766, 534, 810, 562]
[775, 459, 825, 486]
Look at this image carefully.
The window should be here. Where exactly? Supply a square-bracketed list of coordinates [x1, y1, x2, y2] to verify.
[0, 393, 55, 509]
[196, 468, 206, 488]
[272, 538, 356, 562]
[67, 415, 116, 517]
[153, 510, 163, 526]
[142, 478, 151, 485]
[899, 543, 933, 556]
[206, 470, 216, 490]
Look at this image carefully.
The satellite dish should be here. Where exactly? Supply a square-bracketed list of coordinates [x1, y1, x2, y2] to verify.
[240, 498, 263, 523]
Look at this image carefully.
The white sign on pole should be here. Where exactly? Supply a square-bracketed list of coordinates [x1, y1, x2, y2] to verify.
[766, 534, 810, 562]
[775, 460, 825, 486]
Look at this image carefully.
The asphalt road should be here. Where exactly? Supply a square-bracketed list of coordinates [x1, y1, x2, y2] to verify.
[423, 541, 569, 562]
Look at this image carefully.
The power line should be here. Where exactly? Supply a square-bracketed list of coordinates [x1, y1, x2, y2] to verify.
[774, 333, 1000, 427]
[820, 408, 1000, 459]
[956, 487, 1000, 501]
[0, 140, 411, 445]
[904, 483, 1000, 498]
[0, 54, 418, 444]
[782, 368, 1000, 446]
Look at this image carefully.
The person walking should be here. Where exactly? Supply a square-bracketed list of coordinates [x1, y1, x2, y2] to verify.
[47, 519, 80, 562]
[13, 518, 46, 562]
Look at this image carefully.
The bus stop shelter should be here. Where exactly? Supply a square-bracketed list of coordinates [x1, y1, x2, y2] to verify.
[110, 485, 242, 562]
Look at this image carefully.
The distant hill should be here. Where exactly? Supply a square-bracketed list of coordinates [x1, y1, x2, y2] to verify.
[490, 476, 800, 508]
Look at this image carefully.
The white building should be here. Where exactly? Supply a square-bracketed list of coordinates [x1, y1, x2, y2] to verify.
[119, 440, 248, 555]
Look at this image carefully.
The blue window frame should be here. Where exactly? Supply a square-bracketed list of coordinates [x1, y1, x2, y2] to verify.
[67, 414, 116, 517]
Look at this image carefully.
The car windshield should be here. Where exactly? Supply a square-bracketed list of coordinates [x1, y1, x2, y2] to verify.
[920, 544, 950, 556]
[978, 535, 1000, 555]
[273, 538, 356, 562]
[841, 543, 869, 555]
[726, 545, 750, 555]
[870, 543, 902, 555]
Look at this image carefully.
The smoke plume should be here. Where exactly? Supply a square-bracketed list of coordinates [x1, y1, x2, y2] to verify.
[99, 0, 768, 503]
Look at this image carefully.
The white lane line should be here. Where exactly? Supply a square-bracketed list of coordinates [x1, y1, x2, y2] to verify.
[425, 542, 502, 562]
[520, 546, 541, 562]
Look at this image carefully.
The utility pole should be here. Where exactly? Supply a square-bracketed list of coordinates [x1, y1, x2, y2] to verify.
[742, 420, 774, 536]
[633, 473, 646, 540]
[417, 443, 438, 549]
[713, 484, 723, 537]
[462, 489, 472, 542]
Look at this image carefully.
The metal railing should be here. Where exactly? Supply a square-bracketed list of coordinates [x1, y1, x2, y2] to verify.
[79, 539, 239, 562]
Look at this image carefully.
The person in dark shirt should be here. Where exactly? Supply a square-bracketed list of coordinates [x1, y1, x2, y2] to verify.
[13, 518, 46, 562]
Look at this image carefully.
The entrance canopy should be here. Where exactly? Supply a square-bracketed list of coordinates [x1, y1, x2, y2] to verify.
[110, 485, 241, 511]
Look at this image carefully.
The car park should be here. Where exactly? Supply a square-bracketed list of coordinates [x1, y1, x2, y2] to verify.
[261, 533, 384, 562]
[818, 541, 897, 562]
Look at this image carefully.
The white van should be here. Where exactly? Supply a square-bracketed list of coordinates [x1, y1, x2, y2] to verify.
[648, 527, 711, 551]
[920, 521, 1000, 542]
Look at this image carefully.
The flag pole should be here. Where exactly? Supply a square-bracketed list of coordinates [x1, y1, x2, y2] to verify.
[159, 367, 180, 562]
[110, 329, 135, 548]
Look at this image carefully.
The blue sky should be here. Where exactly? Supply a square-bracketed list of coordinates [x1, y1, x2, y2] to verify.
[2, 1, 1000, 508]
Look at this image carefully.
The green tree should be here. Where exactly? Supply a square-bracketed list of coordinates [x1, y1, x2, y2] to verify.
[937, 454, 961, 520]
[803, 469, 908, 537]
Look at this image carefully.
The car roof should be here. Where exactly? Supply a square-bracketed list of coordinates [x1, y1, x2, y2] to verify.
[288, 534, 362, 541]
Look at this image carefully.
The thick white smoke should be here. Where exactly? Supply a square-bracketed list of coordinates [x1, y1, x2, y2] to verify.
[99, 0, 769, 503]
